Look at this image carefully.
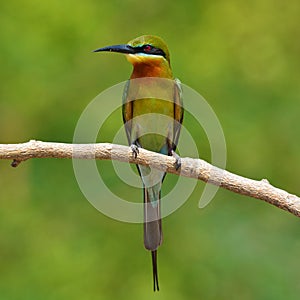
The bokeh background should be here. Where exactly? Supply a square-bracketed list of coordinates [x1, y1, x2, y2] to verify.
[1, 0, 300, 299]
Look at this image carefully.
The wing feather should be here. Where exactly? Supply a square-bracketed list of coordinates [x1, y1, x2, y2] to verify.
[172, 78, 184, 150]
[122, 80, 133, 144]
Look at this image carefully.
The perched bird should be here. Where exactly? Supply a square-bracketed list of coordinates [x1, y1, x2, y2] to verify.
[94, 35, 183, 291]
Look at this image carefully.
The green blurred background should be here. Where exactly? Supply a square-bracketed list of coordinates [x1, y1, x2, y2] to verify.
[1, 0, 300, 299]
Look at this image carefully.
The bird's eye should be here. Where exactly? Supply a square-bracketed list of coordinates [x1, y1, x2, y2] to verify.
[143, 45, 152, 52]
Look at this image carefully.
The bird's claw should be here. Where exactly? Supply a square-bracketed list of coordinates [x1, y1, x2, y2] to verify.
[131, 144, 139, 159]
[171, 150, 181, 170]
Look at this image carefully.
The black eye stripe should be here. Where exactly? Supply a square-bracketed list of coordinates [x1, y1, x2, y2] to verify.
[133, 45, 166, 58]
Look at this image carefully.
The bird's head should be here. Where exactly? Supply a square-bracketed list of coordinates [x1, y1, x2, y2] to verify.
[93, 35, 170, 66]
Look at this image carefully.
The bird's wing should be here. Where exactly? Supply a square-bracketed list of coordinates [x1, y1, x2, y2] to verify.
[122, 80, 133, 144]
[172, 78, 184, 150]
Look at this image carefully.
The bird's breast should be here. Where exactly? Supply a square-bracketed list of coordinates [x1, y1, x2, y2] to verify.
[132, 98, 174, 153]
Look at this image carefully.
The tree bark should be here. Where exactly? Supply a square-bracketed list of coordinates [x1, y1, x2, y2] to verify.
[0, 140, 299, 217]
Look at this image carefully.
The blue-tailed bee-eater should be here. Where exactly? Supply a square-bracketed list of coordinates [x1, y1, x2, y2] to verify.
[94, 35, 183, 291]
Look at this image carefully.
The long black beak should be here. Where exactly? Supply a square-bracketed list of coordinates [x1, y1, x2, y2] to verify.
[93, 44, 135, 54]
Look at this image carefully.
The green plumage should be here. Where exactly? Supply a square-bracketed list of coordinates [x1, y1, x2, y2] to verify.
[95, 35, 183, 291]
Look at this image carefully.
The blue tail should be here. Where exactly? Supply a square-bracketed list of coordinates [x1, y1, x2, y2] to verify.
[144, 184, 162, 291]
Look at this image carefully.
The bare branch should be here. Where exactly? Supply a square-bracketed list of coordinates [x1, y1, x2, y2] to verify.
[0, 140, 299, 217]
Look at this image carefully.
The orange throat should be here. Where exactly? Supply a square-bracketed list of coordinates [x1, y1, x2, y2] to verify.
[130, 62, 172, 79]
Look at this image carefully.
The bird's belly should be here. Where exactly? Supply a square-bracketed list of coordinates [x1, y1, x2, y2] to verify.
[132, 98, 174, 153]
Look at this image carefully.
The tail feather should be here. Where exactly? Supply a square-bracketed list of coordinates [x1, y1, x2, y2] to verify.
[143, 187, 162, 250]
[144, 187, 162, 291]
[151, 250, 159, 291]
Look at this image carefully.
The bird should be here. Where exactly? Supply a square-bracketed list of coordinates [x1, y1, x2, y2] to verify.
[94, 35, 183, 291]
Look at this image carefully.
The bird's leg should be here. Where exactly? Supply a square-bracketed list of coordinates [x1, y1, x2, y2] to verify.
[130, 141, 141, 159]
[130, 144, 139, 159]
[171, 150, 181, 170]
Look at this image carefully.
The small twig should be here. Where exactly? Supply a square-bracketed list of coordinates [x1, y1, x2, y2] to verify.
[11, 159, 22, 167]
[0, 140, 299, 217]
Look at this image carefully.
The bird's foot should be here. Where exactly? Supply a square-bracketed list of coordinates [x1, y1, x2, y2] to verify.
[171, 150, 181, 170]
[130, 144, 139, 159]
